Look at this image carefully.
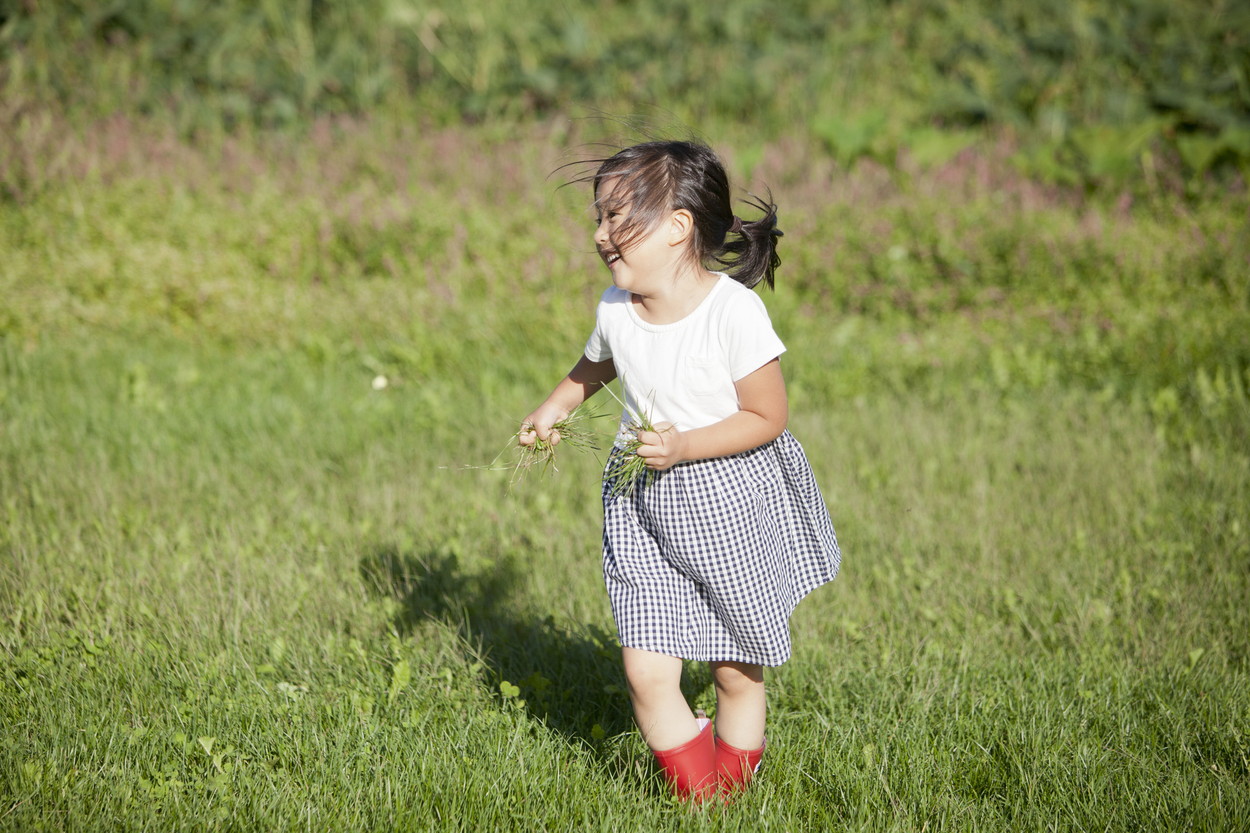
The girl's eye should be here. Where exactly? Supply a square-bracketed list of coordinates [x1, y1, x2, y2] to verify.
[593, 205, 627, 226]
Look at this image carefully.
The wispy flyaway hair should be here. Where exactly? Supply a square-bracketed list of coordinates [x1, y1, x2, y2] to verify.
[576, 140, 783, 289]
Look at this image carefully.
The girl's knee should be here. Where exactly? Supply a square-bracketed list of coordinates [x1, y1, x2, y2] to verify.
[623, 649, 683, 698]
[712, 661, 765, 695]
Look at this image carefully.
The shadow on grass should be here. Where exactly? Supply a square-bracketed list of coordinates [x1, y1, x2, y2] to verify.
[359, 546, 713, 750]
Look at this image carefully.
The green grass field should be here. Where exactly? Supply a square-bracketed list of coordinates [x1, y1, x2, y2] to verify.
[1, 115, 1248, 830]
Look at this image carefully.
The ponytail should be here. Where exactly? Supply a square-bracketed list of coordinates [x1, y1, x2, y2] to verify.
[715, 194, 782, 290]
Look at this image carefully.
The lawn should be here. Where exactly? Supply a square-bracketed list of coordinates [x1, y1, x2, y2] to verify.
[1, 116, 1247, 830]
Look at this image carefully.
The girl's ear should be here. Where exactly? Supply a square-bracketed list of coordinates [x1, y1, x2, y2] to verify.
[667, 208, 695, 247]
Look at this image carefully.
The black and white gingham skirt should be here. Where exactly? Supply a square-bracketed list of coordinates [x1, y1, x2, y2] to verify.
[601, 430, 840, 666]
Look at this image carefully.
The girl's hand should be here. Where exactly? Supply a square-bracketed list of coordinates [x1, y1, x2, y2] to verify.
[518, 403, 569, 447]
[635, 422, 686, 471]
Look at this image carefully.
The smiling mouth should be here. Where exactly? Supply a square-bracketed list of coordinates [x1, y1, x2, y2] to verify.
[603, 251, 622, 266]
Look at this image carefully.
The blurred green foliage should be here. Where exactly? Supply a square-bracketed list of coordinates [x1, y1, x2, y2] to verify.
[2, 0, 1248, 186]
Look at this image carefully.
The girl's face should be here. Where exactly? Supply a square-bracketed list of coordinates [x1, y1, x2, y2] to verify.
[593, 178, 689, 297]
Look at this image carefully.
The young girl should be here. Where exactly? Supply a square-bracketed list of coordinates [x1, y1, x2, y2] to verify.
[520, 140, 840, 800]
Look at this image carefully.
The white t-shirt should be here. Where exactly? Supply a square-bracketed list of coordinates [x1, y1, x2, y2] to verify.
[583, 273, 787, 434]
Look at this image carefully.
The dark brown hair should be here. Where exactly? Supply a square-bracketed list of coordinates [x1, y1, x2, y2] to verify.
[588, 140, 782, 289]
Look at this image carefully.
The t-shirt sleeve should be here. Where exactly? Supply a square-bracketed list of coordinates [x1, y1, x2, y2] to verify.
[584, 322, 610, 362]
[582, 288, 615, 362]
[723, 290, 787, 381]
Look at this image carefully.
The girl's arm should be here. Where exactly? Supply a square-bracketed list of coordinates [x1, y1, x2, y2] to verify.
[635, 358, 788, 470]
[519, 355, 618, 446]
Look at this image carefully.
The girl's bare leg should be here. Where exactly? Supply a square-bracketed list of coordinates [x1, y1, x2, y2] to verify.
[622, 647, 700, 750]
[710, 661, 766, 749]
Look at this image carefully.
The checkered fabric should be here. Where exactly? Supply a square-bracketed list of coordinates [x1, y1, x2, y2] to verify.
[601, 430, 840, 666]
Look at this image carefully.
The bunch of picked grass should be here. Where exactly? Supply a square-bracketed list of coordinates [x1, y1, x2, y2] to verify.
[602, 388, 658, 499]
[502, 403, 601, 486]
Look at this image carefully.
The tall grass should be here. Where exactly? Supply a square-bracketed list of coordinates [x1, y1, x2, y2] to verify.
[3, 0, 1249, 184]
[1, 119, 1248, 829]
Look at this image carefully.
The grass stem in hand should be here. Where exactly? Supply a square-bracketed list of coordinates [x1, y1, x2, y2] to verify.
[502, 403, 601, 487]
[600, 385, 657, 498]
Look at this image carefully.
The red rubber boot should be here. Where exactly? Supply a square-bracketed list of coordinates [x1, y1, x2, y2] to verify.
[651, 721, 717, 801]
[716, 736, 765, 795]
